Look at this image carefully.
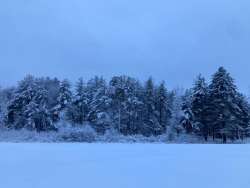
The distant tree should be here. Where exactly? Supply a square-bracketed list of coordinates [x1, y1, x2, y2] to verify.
[0, 87, 15, 126]
[233, 93, 250, 140]
[53, 79, 72, 121]
[23, 85, 55, 131]
[6, 75, 56, 131]
[122, 78, 144, 135]
[6, 75, 37, 128]
[85, 76, 111, 133]
[168, 89, 185, 139]
[108, 76, 142, 134]
[43, 77, 61, 122]
[191, 75, 209, 140]
[108, 76, 127, 133]
[180, 89, 194, 134]
[207, 67, 240, 142]
[155, 82, 171, 133]
[57, 79, 72, 110]
[142, 77, 161, 136]
[69, 78, 89, 124]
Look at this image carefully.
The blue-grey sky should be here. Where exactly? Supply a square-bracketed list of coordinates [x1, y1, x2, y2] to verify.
[0, 0, 250, 93]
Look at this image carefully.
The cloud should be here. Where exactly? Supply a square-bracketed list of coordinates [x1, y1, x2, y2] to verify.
[0, 0, 250, 93]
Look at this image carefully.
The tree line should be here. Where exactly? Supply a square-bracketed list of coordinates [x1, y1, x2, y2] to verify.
[0, 67, 249, 142]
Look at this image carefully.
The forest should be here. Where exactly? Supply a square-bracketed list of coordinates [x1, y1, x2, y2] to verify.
[0, 67, 249, 143]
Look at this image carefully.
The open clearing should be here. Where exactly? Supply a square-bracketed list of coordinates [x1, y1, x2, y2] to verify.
[0, 144, 249, 188]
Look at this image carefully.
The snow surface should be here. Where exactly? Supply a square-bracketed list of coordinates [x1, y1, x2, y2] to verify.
[0, 144, 249, 188]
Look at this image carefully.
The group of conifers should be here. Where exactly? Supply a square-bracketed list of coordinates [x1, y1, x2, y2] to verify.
[1, 67, 249, 143]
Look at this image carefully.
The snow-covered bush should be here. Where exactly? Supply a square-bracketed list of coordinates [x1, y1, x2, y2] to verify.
[58, 123, 97, 143]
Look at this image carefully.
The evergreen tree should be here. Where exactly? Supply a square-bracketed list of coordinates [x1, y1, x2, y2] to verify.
[155, 82, 171, 133]
[142, 77, 161, 136]
[107, 76, 145, 135]
[168, 89, 185, 139]
[122, 78, 144, 135]
[109, 76, 126, 133]
[191, 74, 209, 140]
[6, 76, 56, 131]
[23, 85, 55, 131]
[207, 67, 239, 142]
[0, 87, 15, 126]
[109, 76, 137, 134]
[6, 75, 37, 128]
[71, 78, 89, 124]
[43, 77, 61, 122]
[87, 76, 112, 133]
[57, 79, 72, 109]
[234, 93, 250, 139]
[53, 79, 72, 121]
[180, 89, 194, 134]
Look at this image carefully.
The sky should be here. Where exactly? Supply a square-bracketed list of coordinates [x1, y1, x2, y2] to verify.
[0, 0, 250, 93]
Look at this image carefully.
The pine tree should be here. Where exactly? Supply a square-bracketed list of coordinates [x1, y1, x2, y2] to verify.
[109, 76, 136, 134]
[6, 75, 37, 128]
[122, 78, 144, 135]
[234, 93, 250, 140]
[44, 77, 61, 122]
[180, 89, 193, 134]
[72, 78, 89, 124]
[0, 87, 15, 126]
[57, 79, 72, 109]
[168, 89, 185, 139]
[23, 86, 55, 132]
[107, 76, 145, 135]
[6, 76, 56, 131]
[53, 79, 72, 121]
[191, 74, 209, 140]
[87, 77, 111, 133]
[142, 77, 161, 136]
[207, 67, 239, 142]
[155, 82, 171, 133]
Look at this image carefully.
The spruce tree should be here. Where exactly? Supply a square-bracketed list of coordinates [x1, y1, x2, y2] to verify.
[109, 76, 127, 133]
[207, 67, 239, 142]
[54, 79, 72, 121]
[57, 79, 72, 110]
[71, 78, 89, 124]
[6, 75, 36, 129]
[180, 89, 193, 134]
[108, 76, 145, 135]
[87, 76, 111, 133]
[155, 82, 171, 133]
[108, 76, 139, 134]
[142, 77, 161, 136]
[191, 74, 209, 140]
[6, 76, 56, 131]
[123, 78, 144, 135]
[23, 85, 55, 131]
[234, 93, 250, 139]
[168, 89, 185, 139]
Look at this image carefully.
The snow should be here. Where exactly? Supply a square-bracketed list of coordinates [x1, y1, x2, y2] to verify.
[0, 144, 249, 188]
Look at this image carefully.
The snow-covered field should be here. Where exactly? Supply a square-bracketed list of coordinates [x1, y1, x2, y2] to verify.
[0, 144, 249, 188]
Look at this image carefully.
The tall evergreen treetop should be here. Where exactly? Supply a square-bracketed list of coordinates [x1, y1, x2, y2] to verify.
[155, 81, 171, 132]
[191, 75, 208, 122]
[209, 67, 237, 98]
[191, 74, 209, 139]
[57, 79, 72, 110]
[208, 67, 240, 141]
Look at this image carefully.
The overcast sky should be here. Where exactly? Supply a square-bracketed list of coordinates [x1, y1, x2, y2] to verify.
[0, 0, 250, 93]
